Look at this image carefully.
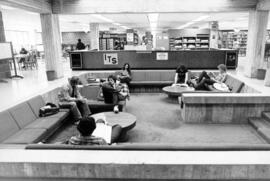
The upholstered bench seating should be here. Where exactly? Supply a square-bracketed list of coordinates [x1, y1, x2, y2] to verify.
[0, 95, 70, 144]
[80, 85, 126, 113]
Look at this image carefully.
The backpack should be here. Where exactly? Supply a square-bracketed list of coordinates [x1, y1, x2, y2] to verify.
[39, 103, 59, 117]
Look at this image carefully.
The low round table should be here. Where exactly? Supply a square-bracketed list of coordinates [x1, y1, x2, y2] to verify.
[91, 112, 137, 141]
[162, 86, 195, 97]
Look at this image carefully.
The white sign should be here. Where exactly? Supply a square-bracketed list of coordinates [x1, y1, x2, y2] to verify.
[103, 53, 118, 65]
[127, 33, 134, 42]
[156, 52, 168, 60]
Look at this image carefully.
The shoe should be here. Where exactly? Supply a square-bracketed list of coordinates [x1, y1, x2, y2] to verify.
[113, 105, 119, 114]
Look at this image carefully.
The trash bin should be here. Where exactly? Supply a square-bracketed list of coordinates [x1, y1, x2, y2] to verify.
[257, 68, 266, 80]
[46, 70, 56, 81]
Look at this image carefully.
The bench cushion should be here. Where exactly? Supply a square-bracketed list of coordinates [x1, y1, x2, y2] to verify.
[80, 85, 100, 100]
[132, 71, 146, 81]
[145, 71, 161, 81]
[9, 102, 37, 129]
[160, 71, 175, 81]
[27, 95, 46, 118]
[3, 128, 47, 144]
[87, 100, 125, 111]
[225, 75, 244, 93]
[130, 81, 173, 86]
[0, 111, 20, 143]
[25, 111, 69, 131]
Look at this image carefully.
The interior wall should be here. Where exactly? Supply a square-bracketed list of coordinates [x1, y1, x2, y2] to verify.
[62, 32, 91, 45]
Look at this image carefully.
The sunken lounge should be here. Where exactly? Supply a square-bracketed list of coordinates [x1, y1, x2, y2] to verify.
[1, 0, 270, 180]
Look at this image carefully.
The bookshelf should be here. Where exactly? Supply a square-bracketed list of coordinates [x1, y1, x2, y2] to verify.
[169, 34, 210, 50]
[220, 30, 247, 57]
[99, 32, 127, 50]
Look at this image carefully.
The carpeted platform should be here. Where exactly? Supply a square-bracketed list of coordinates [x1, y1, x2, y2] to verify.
[47, 93, 267, 145]
[126, 93, 266, 144]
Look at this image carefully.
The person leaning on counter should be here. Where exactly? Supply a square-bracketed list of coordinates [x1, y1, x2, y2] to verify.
[76, 39, 86, 50]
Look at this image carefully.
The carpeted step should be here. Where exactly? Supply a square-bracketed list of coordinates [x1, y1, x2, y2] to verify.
[262, 112, 270, 122]
[248, 117, 270, 130]
[258, 128, 270, 144]
[248, 117, 270, 144]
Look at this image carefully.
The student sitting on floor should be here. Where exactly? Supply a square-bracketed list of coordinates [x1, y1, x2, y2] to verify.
[189, 64, 228, 91]
[58, 76, 91, 122]
[101, 75, 130, 113]
[68, 117, 122, 145]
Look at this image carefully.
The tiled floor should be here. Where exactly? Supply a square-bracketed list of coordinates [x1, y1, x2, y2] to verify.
[0, 57, 270, 111]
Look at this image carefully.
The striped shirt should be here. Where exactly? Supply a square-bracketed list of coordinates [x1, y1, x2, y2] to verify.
[68, 135, 107, 145]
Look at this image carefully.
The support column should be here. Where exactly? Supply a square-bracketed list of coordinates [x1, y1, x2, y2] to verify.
[0, 11, 11, 81]
[0, 11, 6, 42]
[40, 14, 63, 80]
[90, 23, 99, 50]
[245, 10, 269, 78]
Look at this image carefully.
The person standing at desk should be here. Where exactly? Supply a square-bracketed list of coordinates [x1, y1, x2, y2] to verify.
[76, 39, 86, 50]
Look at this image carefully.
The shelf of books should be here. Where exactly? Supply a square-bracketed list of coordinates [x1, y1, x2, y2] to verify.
[220, 30, 247, 57]
[99, 32, 127, 50]
[169, 34, 210, 50]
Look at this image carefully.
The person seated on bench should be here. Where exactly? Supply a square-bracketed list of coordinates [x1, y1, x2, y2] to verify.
[174, 65, 188, 85]
[190, 64, 227, 91]
[101, 75, 129, 113]
[68, 117, 122, 145]
[118, 63, 132, 87]
[58, 76, 91, 122]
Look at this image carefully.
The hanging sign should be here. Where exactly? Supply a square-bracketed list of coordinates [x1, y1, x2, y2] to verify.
[103, 53, 118, 65]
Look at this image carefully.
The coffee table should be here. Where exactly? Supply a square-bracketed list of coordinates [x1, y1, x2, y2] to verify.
[163, 85, 195, 97]
[91, 112, 137, 141]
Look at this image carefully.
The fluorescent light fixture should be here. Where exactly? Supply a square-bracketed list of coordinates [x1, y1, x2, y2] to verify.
[177, 15, 210, 29]
[192, 15, 210, 22]
[120, 25, 129, 29]
[91, 14, 114, 23]
[0, 5, 15, 10]
[26, 11, 38, 15]
[113, 22, 121, 26]
[91, 14, 130, 30]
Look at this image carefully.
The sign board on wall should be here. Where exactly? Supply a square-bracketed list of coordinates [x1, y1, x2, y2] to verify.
[156, 52, 168, 60]
[127, 33, 134, 42]
[103, 53, 118, 65]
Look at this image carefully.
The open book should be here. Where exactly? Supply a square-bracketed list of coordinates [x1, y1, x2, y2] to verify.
[92, 113, 112, 144]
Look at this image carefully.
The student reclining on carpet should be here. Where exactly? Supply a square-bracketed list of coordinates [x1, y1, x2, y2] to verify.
[67, 117, 122, 145]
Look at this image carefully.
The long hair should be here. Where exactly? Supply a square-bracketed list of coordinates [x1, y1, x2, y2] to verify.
[122, 63, 131, 74]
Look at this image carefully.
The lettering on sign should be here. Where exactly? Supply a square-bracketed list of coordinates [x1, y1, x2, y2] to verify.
[103, 53, 118, 65]
[156, 52, 168, 60]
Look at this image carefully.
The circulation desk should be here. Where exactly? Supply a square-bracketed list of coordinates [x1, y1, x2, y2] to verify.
[69, 49, 238, 70]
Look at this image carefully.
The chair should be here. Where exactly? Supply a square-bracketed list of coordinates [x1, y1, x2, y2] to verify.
[24, 54, 38, 70]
